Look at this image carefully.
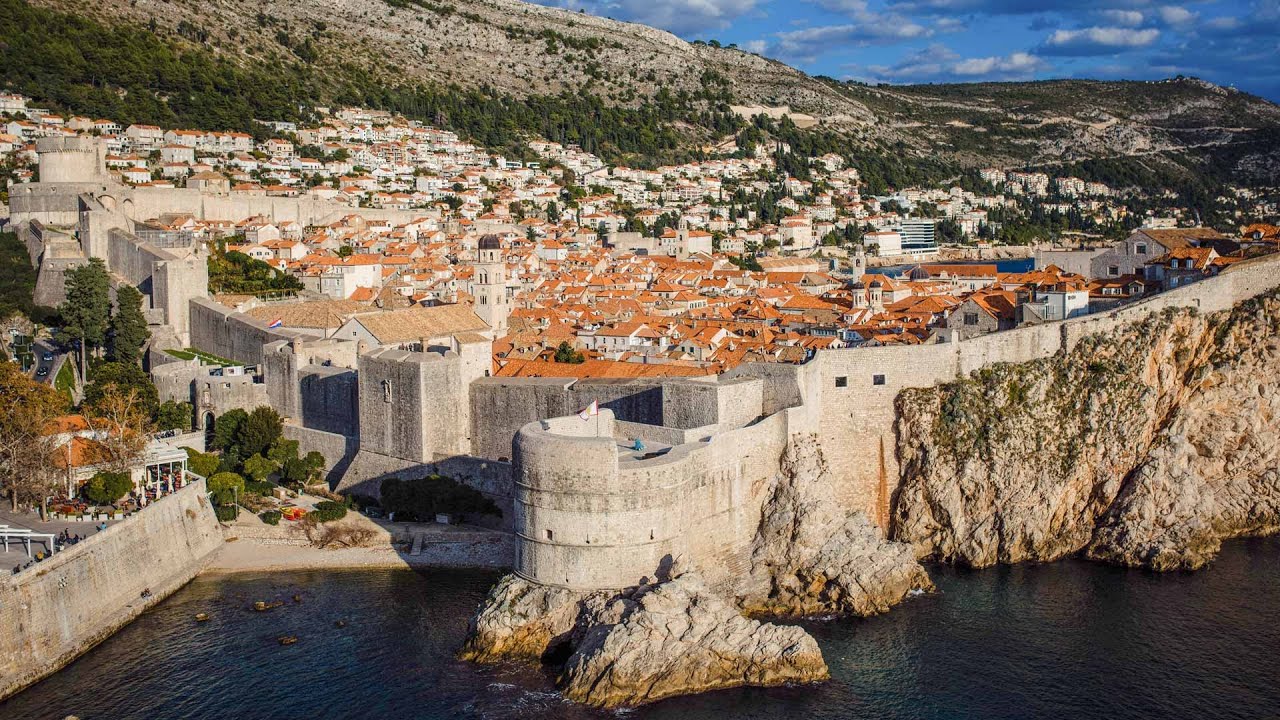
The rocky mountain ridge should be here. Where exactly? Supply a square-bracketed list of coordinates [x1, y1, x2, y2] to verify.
[20, 0, 1280, 182]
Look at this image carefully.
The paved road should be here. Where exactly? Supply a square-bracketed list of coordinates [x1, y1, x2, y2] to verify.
[29, 338, 68, 388]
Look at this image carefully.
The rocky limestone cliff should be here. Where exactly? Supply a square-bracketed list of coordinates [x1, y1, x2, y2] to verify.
[458, 573, 586, 663]
[894, 290, 1280, 570]
[559, 573, 828, 708]
[741, 434, 933, 617]
[460, 570, 826, 708]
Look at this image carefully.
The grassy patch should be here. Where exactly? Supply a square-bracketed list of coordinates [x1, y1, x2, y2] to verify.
[54, 359, 75, 402]
[165, 347, 237, 366]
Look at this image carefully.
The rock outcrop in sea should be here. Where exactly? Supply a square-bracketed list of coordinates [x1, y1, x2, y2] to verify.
[740, 434, 934, 617]
[894, 291, 1280, 571]
[461, 436, 929, 708]
[461, 569, 827, 707]
[559, 572, 828, 707]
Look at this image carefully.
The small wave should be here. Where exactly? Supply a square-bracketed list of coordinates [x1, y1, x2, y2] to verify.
[486, 682, 518, 692]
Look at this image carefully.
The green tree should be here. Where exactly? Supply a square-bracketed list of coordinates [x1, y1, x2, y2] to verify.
[237, 406, 283, 458]
[82, 361, 159, 418]
[207, 471, 245, 506]
[108, 284, 150, 364]
[85, 471, 133, 505]
[267, 437, 300, 466]
[59, 258, 111, 378]
[155, 400, 192, 431]
[186, 450, 220, 478]
[243, 453, 278, 482]
[553, 341, 585, 364]
[211, 408, 248, 453]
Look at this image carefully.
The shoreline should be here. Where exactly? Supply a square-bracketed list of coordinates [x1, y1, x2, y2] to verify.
[201, 532, 515, 575]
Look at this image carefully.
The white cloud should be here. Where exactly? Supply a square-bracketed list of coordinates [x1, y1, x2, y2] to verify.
[856, 43, 1049, 82]
[1040, 26, 1160, 55]
[1097, 9, 1144, 27]
[952, 51, 1045, 75]
[1157, 5, 1197, 26]
[771, 21, 933, 61]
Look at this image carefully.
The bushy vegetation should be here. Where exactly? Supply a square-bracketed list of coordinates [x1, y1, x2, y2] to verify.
[208, 406, 325, 486]
[259, 509, 282, 526]
[185, 449, 221, 478]
[0, 231, 53, 323]
[214, 505, 239, 522]
[307, 500, 348, 523]
[156, 400, 193, 432]
[208, 249, 303, 295]
[379, 475, 502, 521]
[207, 471, 246, 506]
[85, 471, 132, 505]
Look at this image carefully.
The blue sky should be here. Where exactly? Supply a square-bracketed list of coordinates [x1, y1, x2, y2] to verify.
[530, 0, 1280, 101]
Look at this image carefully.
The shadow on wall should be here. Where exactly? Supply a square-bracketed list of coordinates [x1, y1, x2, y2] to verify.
[336, 452, 514, 533]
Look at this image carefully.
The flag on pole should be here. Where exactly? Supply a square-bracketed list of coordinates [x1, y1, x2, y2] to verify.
[578, 399, 599, 421]
[268, 318, 284, 329]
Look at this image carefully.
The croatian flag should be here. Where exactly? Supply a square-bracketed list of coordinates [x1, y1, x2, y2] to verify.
[578, 399, 599, 421]
[268, 318, 284, 329]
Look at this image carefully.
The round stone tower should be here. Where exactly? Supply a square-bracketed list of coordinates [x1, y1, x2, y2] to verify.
[512, 411, 684, 590]
[36, 136, 106, 184]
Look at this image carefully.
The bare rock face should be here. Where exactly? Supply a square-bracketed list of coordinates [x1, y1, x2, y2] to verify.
[742, 434, 933, 617]
[894, 291, 1280, 571]
[458, 573, 588, 664]
[560, 573, 828, 708]
[1087, 304, 1280, 569]
[460, 570, 827, 708]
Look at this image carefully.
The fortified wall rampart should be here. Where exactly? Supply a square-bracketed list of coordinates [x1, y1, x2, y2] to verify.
[513, 403, 798, 592]
[0, 480, 223, 702]
[469, 375, 764, 462]
[189, 297, 309, 367]
[120, 186, 427, 228]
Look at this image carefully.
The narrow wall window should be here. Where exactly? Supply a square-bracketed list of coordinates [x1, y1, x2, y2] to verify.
[381, 379, 392, 403]
[835, 376, 848, 388]
[545, 529, 554, 541]
[872, 374, 886, 386]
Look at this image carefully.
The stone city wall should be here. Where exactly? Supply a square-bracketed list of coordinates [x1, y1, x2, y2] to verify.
[0, 480, 223, 702]
[120, 186, 426, 229]
[189, 297, 304, 366]
[284, 424, 360, 486]
[469, 376, 764, 462]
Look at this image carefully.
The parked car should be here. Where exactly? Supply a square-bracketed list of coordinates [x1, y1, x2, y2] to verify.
[41, 352, 53, 362]
[36, 367, 49, 377]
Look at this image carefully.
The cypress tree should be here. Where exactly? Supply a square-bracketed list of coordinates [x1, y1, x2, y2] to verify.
[108, 284, 150, 364]
[58, 257, 111, 379]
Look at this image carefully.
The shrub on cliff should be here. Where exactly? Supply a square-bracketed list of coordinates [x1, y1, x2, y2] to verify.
[85, 471, 133, 505]
[307, 500, 347, 523]
[379, 475, 502, 521]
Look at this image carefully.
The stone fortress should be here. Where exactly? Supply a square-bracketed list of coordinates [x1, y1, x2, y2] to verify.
[12, 139, 1280, 705]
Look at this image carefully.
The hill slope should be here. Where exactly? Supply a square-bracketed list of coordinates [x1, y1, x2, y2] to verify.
[11, 0, 1280, 185]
